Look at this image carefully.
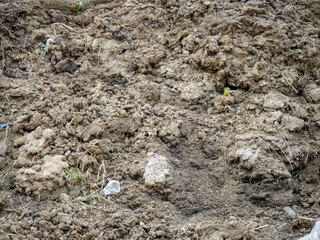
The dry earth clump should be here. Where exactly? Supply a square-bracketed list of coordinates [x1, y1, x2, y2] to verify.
[0, 0, 320, 239]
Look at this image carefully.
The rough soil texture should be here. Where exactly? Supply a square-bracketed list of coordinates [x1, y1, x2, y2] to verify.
[1, 0, 320, 239]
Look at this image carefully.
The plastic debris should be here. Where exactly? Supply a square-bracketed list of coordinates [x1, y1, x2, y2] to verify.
[102, 180, 121, 196]
[299, 221, 320, 240]
[181, 223, 192, 231]
[283, 206, 296, 216]
[224, 88, 230, 95]
[44, 38, 54, 51]
[0, 122, 12, 128]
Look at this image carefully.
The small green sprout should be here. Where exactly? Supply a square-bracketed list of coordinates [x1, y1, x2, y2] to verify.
[65, 165, 89, 184]
[77, 2, 83, 13]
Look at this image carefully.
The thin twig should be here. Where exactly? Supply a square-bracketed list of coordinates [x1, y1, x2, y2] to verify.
[1, 160, 16, 183]
[0, 23, 12, 37]
[297, 216, 320, 221]
[52, 22, 75, 32]
[253, 224, 269, 230]
[43, 231, 51, 239]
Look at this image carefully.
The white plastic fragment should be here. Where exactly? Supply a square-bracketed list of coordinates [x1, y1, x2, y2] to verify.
[181, 223, 192, 231]
[102, 180, 121, 196]
[299, 221, 320, 240]
[283, 206, 296, 216]
[45, 38, 54, 51]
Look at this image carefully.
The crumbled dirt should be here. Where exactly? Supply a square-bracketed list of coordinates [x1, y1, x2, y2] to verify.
[1, 0, 320, 239]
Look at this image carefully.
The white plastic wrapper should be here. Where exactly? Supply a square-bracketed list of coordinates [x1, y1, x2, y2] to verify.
[102, 180, 121, 196]
[299, 221, 320, 240]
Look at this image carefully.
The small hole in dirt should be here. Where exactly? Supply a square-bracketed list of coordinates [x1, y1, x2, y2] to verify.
[124, 132, 134, 139]
[297, 89, 303, 96]
[217, 82, 250, 94]
[223, 81, 251, 92]
[131, 174, 140, 181]
[224, 82, 238, 90]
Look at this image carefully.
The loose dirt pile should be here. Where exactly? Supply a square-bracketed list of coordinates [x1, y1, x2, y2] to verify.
[1, 0, 320, 239]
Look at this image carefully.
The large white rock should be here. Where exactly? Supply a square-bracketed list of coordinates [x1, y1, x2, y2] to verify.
[144, 153, 172, 189]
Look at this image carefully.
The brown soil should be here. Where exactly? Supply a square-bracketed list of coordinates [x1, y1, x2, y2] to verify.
[1, 0, 320, 239]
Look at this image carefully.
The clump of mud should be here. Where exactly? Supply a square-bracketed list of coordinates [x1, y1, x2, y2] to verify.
[1, 0, 320, 239]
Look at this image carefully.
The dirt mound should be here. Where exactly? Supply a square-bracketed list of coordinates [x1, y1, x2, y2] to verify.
[1, 0, 320, 239]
